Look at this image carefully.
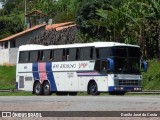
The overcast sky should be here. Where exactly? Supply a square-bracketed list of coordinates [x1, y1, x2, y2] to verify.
[0, 2, 2, 9]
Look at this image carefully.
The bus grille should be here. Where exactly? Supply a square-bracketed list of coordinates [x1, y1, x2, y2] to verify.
[115, 80, 141, 86]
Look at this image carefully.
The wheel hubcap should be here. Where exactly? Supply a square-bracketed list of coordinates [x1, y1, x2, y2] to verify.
[35, 84, 41, 93]
[90, 83, 96, 93]
[44, 85, 50, 92]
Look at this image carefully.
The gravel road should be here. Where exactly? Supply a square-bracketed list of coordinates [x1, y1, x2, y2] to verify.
[0, 96, 159, 120]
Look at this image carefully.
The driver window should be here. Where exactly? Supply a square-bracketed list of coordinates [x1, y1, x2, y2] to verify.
[101, 61, 108, 74]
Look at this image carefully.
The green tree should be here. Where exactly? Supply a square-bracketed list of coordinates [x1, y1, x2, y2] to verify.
[0, 15, 23, 39]
[76, 0, 111, 42]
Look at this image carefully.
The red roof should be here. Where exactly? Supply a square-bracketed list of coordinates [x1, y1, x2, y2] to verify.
[0, 24, 46, 42]
[45, 22, 74, 31]
[56, 24, 76, 31]
[0, 22, 76, 42]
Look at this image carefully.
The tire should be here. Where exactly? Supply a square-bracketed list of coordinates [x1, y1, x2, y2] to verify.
[88, 81, 100, 96]
[68, 92, 77, 96]
[43, 81, 52, 95]
[34, 82, 43, 95]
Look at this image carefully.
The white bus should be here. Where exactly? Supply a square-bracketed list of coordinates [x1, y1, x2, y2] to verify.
[16, 42, 147, 95]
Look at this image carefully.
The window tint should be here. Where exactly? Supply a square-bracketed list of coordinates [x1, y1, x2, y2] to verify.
[111, 47, 127, 57]
[80, 47, 94, 60]
[19, 51, 29, 63]
[94, 60, 100, 72]
[128, 47, 140, 58]
[54, 49, 63, 61]
[101, 61, 108, 74]
[29, 51, 38, 62]
[69, 48, 77, 60]
[43, 50, 52, 61]
[96, 48, 110, 59]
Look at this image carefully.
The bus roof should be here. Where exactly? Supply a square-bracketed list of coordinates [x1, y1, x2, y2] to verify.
[19, 42, 139, 51]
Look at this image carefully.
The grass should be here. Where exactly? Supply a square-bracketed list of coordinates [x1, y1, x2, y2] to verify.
[0, 66, 16, 89]
[142, 59, 160, 90]
[0, 91, 33, 96]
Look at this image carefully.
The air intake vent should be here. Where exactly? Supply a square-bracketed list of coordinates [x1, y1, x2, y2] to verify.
[19, 76, 24, 88]
[25, 77, 32, 81]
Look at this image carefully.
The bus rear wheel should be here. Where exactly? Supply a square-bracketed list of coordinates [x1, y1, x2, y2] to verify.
[43, 81, 52, 95]
[34, 82, 43, 95]
[88, 81, 100, 96]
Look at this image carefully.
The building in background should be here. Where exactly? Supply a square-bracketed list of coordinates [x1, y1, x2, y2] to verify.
[0, 22, 75, 65]
[26, 10, 48, 28]
[0, 24, 46, 65]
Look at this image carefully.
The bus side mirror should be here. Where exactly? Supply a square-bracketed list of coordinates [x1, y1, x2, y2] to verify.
[107, 58, 114, 72]
[141, 60, 148, 72]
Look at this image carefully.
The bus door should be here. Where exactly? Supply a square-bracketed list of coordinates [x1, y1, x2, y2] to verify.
[97, 60, 109, 91]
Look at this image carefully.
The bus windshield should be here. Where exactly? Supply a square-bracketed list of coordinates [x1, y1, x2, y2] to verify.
[111, 46, 140, 58]
[111, 46, 140, 74]
[113, 58, 140, 74]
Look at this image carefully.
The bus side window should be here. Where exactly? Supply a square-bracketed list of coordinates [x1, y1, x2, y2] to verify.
[29, 51, 38, 62]
[80, 47, 92, 60]
[43, 50, 52, 61]
[54, 49, 63, 61]
[69, 48, 76, 60]
[19, 51, 29, 63]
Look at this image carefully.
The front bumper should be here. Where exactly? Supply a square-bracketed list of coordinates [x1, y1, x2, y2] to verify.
[108, 86, 142, 92]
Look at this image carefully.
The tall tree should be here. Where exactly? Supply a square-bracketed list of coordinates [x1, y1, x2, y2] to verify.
[76, 0, 111, 41]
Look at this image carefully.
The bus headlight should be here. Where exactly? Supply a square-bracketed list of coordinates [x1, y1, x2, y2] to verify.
[114, 87, 119, 90]
[120, 87, 124, 90]
[134, 88, 137, 90]
[134, 88, 141, 91]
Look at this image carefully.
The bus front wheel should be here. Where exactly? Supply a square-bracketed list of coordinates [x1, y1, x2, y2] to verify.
[43, 81, 52, 95]
[34, 82, 43, 95]
[88, 81, 100, 96]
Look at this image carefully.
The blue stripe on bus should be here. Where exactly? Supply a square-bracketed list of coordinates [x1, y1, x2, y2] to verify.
[32, 63, 40, 80]
[16, 82, 18, 89]
[46, 62, 57, 91]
